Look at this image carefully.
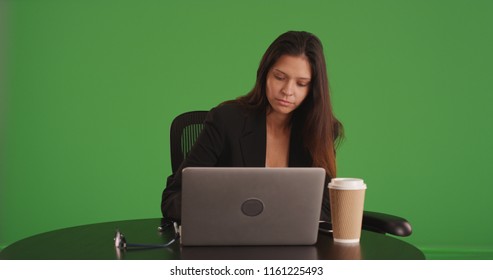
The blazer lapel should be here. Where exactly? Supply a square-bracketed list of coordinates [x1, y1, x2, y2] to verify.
[239, 108, 266, 167]
[288, 116, 312, 167]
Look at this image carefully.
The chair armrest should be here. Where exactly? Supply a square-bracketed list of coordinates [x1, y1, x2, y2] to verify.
[362, 211, 412, 237]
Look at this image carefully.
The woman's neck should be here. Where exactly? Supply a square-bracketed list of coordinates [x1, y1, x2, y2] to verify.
[266, 107, 292, 133]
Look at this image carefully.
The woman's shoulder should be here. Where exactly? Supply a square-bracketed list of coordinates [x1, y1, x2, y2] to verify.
[210, 100, 250, 118]
[206, 100, 260, 130]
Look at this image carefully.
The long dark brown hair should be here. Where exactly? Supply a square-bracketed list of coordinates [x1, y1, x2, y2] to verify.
[236, 31, 343, 178]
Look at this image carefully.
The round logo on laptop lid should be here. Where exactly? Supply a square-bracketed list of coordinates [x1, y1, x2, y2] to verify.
[241, 199, 264, 217]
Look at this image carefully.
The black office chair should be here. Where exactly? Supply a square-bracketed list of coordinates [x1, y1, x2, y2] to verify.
[170, 111, 412, 237]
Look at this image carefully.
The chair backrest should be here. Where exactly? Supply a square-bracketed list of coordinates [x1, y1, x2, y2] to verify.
[170, 111, 209, 173]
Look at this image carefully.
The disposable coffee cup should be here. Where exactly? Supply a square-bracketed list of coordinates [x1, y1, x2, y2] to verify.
[328, 178, 367, 243]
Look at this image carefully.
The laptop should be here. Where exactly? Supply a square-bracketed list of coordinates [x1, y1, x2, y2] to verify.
[180, 167, 325, 246]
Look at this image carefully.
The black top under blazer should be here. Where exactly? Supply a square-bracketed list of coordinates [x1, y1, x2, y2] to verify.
[161, 102, 331, 222]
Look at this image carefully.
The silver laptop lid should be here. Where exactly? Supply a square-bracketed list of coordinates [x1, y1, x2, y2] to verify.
[181, 167, 325, 246]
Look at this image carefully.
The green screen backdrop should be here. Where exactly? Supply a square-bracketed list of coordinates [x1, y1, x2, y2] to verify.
[1, 0, 493, 259]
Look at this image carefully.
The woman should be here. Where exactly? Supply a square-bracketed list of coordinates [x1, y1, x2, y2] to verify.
[161, 31, 343, 222]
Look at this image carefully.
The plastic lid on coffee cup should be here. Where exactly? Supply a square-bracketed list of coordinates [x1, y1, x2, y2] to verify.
[328, 178, 367, 190]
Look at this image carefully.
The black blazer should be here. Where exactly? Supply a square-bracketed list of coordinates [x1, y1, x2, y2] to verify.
[161, 102, 331, 221]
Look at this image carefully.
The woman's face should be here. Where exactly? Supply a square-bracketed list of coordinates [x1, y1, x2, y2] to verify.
[266, 54, 312, 116]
